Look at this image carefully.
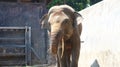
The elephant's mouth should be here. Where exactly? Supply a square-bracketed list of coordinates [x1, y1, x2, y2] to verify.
[64, 34, 71, 40]
[50, 36, 64, 58]
[50, 31, 73, 55]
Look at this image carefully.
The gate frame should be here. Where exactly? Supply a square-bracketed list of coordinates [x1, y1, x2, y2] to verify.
[0, 26, 32, 65]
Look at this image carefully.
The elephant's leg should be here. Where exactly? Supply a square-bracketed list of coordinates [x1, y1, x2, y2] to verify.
[70, 49, 80, 67]
[56, 54, 60, 67]
[70, 43, 80, 67]
[61, 52, 67, 67]
[66, 53, 71, 67]
[58, 47, 67, 67]
[66, 45, 72, 67]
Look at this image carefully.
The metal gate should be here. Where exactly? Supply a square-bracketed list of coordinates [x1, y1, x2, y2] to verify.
[0, 27, 31, 66]
[0, 2, 48, 66]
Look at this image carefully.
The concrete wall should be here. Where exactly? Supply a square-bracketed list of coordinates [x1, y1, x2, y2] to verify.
[78, 0, 120, 67]
[0, 2, 48, 65]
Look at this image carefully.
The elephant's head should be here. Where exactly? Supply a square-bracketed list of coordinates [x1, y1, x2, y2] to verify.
[40, 5, 83, 55]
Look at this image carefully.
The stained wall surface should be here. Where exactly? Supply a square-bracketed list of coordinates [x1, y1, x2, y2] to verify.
[78, 0, 120, 67]
[0, 2, 48, 65]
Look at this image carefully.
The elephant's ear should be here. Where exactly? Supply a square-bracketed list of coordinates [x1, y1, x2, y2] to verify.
[73, 12, 83, 27]
[40, 14, 49, 29]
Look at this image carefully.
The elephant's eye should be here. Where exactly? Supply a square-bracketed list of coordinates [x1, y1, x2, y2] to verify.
[63, 19, 69, 24]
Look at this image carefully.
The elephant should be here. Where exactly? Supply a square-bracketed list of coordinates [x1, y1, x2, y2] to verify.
[40, 5, 83, 67]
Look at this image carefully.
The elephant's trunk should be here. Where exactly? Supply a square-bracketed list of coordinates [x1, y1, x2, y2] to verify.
[50, 31, 63, 55]
[50, 34, 65, 58]
[50, 35, 58, 55]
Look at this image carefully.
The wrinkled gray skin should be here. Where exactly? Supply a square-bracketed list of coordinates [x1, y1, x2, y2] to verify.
[40, 5, 83, 67]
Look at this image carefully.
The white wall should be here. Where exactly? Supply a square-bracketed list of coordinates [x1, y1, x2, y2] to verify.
[78, 0, 120, 67]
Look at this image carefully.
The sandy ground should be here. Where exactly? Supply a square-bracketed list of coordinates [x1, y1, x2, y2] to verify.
[78, 50, 120, 67]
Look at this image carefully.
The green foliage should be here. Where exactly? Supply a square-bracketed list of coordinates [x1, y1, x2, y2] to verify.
[47, 0, 63, 9]
[47, 0, 101, 11]
[66, 0, 90, 11]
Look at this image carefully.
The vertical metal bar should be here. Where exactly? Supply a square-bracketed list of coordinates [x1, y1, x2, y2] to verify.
[25, 26, 32, 65]
[25, 26, 28, 65]
[28, 27, 31, 65]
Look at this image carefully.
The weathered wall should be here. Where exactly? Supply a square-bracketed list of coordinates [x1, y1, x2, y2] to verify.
[78, 0, 120, 67]
[0, 2, 48, 65]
